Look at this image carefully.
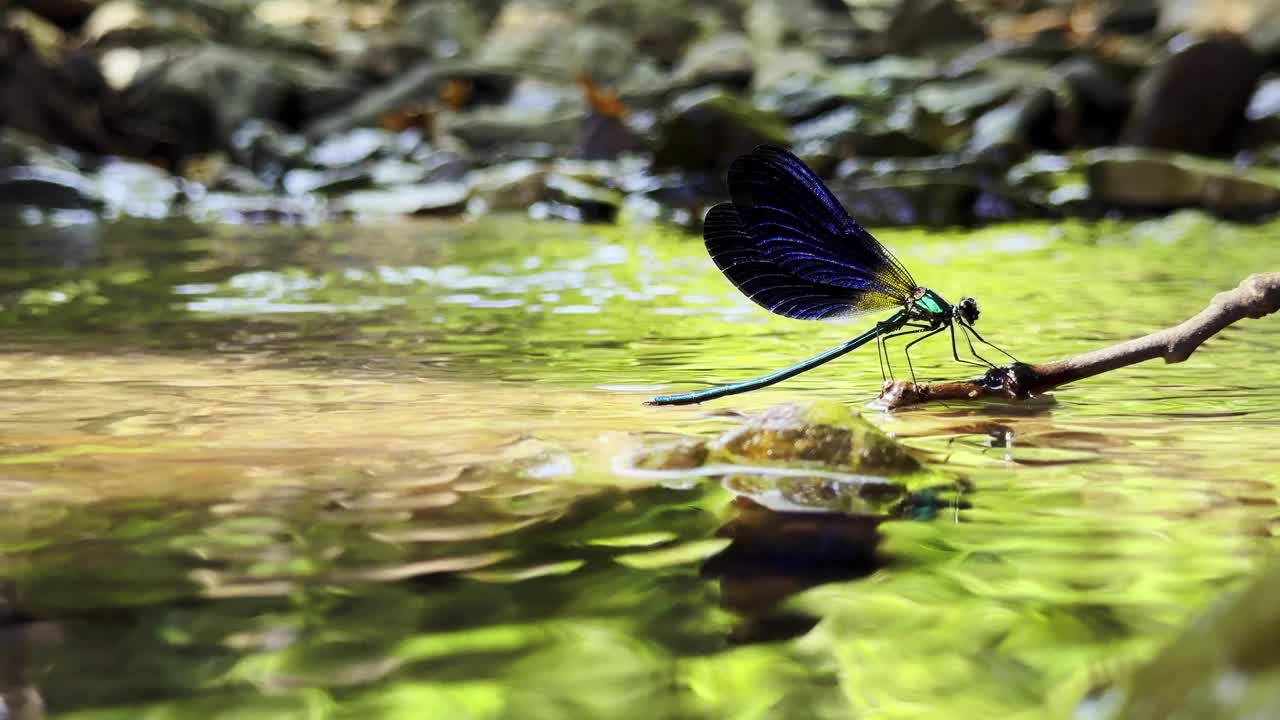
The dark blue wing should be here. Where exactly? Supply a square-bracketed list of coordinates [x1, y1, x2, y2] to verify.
[705, 203, 861, 320]
[705, 145, 917, 320]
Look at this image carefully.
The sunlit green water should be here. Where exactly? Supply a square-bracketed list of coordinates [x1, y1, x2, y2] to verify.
[0, 212, 1278, 719]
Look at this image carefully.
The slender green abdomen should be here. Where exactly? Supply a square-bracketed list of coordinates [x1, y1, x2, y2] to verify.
[647, 309, 911, 406]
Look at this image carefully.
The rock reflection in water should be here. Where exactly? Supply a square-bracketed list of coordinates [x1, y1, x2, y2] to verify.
[704, 472, 969, 645]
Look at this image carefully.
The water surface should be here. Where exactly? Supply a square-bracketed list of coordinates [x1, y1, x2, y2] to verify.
[1, 212, 1278, 719]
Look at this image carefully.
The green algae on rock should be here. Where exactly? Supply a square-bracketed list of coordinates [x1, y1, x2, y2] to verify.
[622, 403, 921, 477]
[713, 402, 921, 474]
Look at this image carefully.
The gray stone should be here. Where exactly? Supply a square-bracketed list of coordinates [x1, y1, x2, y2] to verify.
[332, 182, 469, 216]
[1087, 147, 1280, 219]
[443, 108, 584, 158]
[369, 159, 429, 187]
[303, 63, 516, 140]
[0, 166, 101, 210]
[914, 75, 1020, 119]
[864, 0, 986, 55]
[542, 172, 622, 223]
[0, 129, 81, 173]
[833, 171, 1042, 227]
[1247, 76, 1280, 123]
[579, 0, 704, 66]
[967, 88, 1060, 165]
[751, 49, 834, 120]
[1124, 34, 1263, 156]
[1160, 0, 1280, 55]
[653, 88, 791, 176]
[127, 44, 360, 147]
[1052, 56, 1134, 147]
[467, 160, 548, 211]
[187, 191, 323, 224]
[399, 0, 485, 60]
[281, 167, 372, 196]
[674, 32, 755, 86]
[308, 128, 397, 168]
[92, 159, 181, 217]
[747, 0, 866, 60]
[475, 3, 661, 90]
[229, 120, 309, 182]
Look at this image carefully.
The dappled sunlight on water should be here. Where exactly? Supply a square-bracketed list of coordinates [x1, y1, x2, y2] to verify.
[0, 214, 1279, 718]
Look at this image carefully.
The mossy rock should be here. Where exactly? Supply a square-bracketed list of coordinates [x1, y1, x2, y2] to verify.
[712, 402, 921, 474]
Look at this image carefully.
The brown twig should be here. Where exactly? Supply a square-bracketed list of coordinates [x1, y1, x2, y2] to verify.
[877, 272, 1280, 409]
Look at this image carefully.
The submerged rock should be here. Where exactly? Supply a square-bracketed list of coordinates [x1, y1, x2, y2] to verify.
[1124, 34, 1263, 156]
[623, 402, 922, 476]
[721, 473, 906, 516]
[713, 402, 921, 474]
[626, 437, 710, 471]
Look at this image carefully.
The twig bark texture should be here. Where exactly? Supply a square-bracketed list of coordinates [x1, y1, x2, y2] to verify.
[877, 272, 1280, 409]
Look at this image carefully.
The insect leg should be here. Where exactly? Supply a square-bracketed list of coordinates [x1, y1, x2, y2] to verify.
[877, 332, 888, 383]
[949, 322, 991, 370]
[879, 323, 932, 381]
[962, 321, 1020, 362]
[900, 325, 947, 385]
[958, 322, 997, 367]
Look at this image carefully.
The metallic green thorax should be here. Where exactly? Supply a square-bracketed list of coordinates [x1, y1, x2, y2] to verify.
[911, 288, 951, 321]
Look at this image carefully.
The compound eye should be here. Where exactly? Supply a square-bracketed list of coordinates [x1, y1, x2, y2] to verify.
[959, 297, 980, 325]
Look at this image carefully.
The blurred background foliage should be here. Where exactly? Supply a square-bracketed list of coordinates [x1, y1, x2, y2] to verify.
[5, 0, 1280, 227]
